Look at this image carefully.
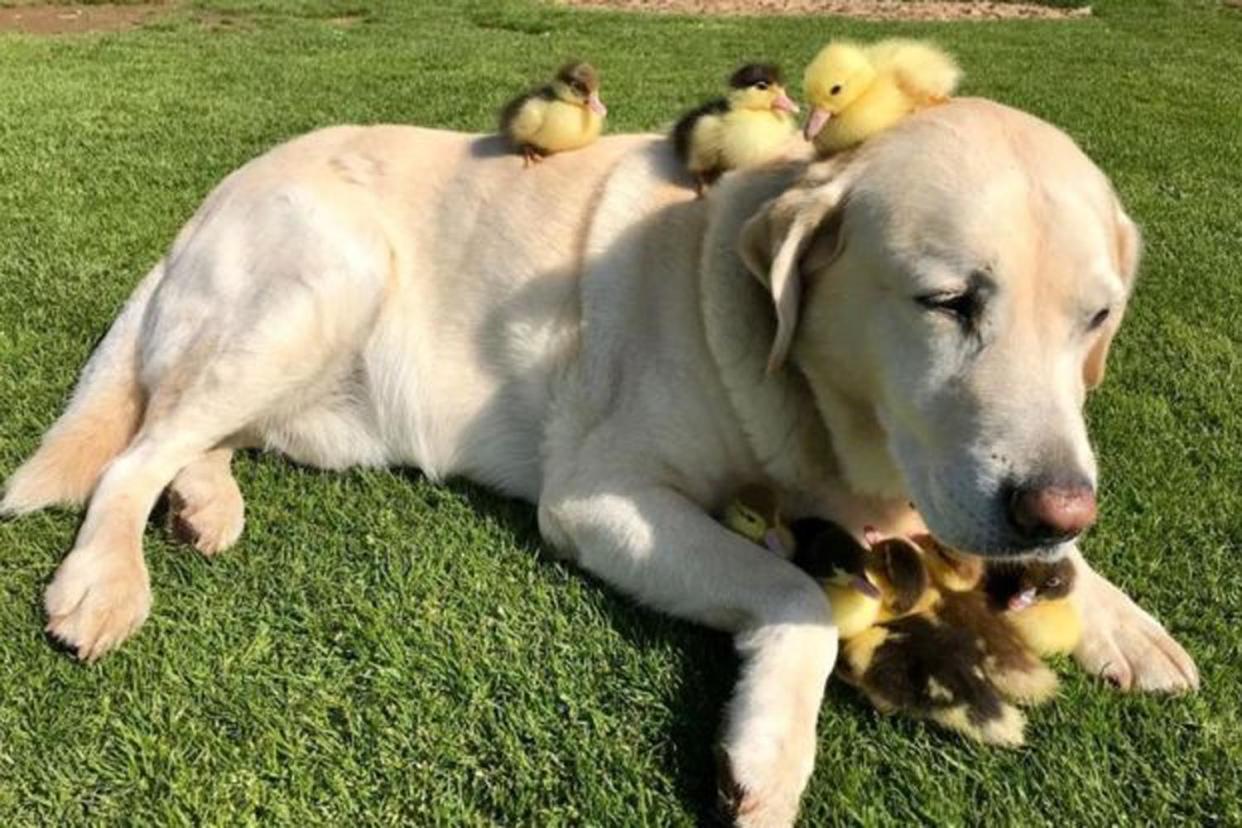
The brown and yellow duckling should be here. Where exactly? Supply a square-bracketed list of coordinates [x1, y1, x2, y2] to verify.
[672, 63, 799, 195]
[983, 556, 1082, 657]
[500, 61, 607, 166]
[792, 521, 1028, 747]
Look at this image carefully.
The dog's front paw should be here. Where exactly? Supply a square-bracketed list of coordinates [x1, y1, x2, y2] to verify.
[45, 544, 150, 662]
[1073, 568, 1198, 693]
[716, 725, 815, 828]
[716, 620, 834, 828]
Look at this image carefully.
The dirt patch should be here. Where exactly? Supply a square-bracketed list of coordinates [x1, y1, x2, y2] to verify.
[0, 3, 169, 35]
[557, 1, 1092, 20]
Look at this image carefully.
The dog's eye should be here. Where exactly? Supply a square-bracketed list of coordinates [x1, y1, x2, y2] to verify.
[916, 289, 982, 325]
[1044, 576, 1062, 590]
[830, 84, 842, 95]
[1087, 307, 1111, 331]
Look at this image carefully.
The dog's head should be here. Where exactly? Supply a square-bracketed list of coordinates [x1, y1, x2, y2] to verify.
[740, 99, 1140, 556]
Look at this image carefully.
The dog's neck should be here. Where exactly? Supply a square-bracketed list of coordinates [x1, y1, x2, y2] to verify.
[698, 168, 909, 516]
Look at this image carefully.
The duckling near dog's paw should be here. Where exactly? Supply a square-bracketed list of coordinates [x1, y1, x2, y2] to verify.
[856, 612, 1028, 748]
[721, 484, 794, 559]
[672, 63, 799, 195]
[795, 525, 1027, 747]
[500, 61, 607, 166]
[984, 556, 1082, 657]
[911, 534, 1060, 704]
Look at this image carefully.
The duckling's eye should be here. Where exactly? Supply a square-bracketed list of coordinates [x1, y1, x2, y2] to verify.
[1087, 307, 1111, 331]
[754, 81, 769, 91]
[830, 84, 842, 95]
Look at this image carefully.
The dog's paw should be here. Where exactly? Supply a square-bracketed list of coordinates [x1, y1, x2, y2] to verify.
[167, 477, 244, 556]
[717, 734, 813, 828]
[45, 544, 150, 662]
[1073, 572, 1198, 694]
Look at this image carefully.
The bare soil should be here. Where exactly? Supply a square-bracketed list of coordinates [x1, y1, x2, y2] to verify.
[557, 0, 1092, 20]
[0, 3, 170, 35]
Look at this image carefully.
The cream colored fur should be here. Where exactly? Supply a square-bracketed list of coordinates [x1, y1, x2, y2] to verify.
[2, 100, 1198, 826]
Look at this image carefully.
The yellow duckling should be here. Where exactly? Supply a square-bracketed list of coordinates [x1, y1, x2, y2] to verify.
[983, 557, 1083, 656]
[500, 61, 607, 166]
[802, 39, 961, 156]
[793, 522, 929, 636]
[672, 63, 799, 195]
[721, 484, 794, 559]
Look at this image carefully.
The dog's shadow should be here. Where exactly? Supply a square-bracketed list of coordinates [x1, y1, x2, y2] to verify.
[423, 475, 737, 825]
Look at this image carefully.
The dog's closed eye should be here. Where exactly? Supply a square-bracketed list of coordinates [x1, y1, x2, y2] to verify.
[916, 287, 983, 327]
[1087, 307, 1111, 331]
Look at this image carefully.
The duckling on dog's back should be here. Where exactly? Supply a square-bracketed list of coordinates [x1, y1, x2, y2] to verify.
[500, 61, 608, 165]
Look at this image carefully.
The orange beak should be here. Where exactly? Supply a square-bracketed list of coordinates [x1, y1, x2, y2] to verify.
[804, 107, 832, 141]
[588, 91, 607, 117]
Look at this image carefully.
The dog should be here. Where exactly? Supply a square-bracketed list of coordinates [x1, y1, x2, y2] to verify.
[1, 99, 1198, 827]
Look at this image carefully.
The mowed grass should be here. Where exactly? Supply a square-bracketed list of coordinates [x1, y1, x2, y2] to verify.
[1, 0, 1240, 823]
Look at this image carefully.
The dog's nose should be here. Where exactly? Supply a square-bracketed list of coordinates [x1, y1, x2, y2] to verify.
[1006, 482, 1097, 544]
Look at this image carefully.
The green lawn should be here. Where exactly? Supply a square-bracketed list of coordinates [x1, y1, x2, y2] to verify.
[1, 0, 1240, 824]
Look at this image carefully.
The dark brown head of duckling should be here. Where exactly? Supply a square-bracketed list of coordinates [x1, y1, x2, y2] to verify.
[984, 557, 1076, 611]
[728, 63, 783, 90]
[789, 517, 867, 582]
[556, 61, 600, 96]
[869, 537, 931, 615]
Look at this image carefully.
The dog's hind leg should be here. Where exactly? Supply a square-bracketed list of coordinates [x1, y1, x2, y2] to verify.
[43, 190, 391, 660]
[166, 448, 244, 556]
[2, 263, 165, 517]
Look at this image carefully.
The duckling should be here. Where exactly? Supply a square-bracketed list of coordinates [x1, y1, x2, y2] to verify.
[721, 484, 794, 559]
[984, 557, 1082, 656]
[796, 524, 1026, 747]
[789, 517, 883, 638]
[911, 534, 1060, 703]
[802, 38, 961, 156]
[911, 532, 984, 593]
[672, 63, 799, 195]
[793, 521, 933, 632]
[860, 611, 1027, 747]
[500, 61, 607, 166]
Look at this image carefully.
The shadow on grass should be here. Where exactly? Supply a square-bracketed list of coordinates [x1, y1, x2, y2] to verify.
[429, 473, 739, 824]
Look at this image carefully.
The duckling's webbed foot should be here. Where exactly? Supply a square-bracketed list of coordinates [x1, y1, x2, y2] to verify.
[522, 146, 544, 167]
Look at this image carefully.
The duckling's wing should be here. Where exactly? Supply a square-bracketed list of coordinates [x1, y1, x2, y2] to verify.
[500, 85, 554, 145]
[873, 40, 962, 103]
[671, 98, 728, 164]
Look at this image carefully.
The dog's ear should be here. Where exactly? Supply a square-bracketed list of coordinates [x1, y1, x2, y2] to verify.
[1084, 202, 1141, 390]
[739, 163, 854, 373]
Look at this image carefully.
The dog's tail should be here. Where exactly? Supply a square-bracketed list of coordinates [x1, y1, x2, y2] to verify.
[1, 262, 164, 516]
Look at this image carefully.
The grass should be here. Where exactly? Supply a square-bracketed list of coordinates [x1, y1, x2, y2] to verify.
[1, 0, 1240, 823]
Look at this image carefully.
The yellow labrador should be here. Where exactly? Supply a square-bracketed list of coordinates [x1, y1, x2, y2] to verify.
[2, 98, 1197, 827]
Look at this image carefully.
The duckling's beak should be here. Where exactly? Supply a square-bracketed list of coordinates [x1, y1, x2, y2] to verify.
[852, 577, 881, 599]
[587, 91, 607, 117]
[772, 91, 799, 115]
[1008, 588, 1037, 612]
[804, 107, 832, 141]
[762, 528, 791, 558]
